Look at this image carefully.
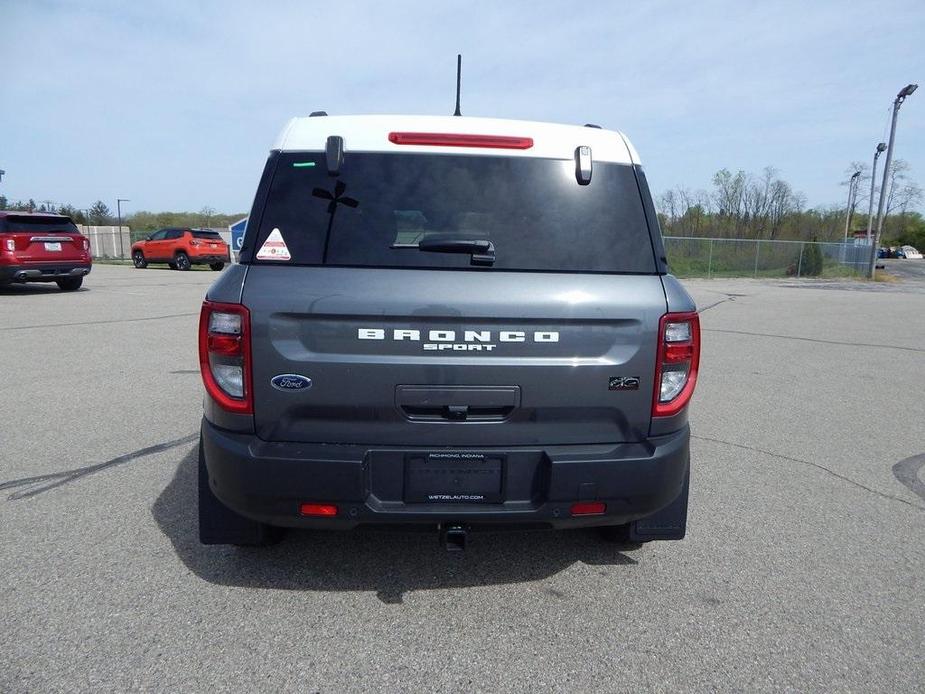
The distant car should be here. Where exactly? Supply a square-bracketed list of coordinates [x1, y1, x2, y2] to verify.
[131, 228, 229, 271]
[0, 211, 92, 290]
[897, 245, 922, 259]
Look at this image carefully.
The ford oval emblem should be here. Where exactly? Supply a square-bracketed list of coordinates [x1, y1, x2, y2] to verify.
[271, 374, 312, 391]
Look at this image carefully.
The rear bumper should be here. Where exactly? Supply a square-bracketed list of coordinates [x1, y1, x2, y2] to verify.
[189, 253, 228, 264]
[201, 418, 690, 531]
[0, 262, 92, 283]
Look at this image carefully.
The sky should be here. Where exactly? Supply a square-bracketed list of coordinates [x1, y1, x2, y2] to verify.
[2, 0, 924, 216]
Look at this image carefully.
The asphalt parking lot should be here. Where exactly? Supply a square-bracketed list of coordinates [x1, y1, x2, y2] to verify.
[881, 256, 925, 283]
[1, 264, 923, 692]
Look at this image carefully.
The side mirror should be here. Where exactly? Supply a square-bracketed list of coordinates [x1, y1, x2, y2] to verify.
[145, 235, 152, 241]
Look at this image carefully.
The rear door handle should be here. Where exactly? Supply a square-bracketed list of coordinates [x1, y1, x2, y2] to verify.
[396, 385, 520, 422]
[445, 405, 469, 421]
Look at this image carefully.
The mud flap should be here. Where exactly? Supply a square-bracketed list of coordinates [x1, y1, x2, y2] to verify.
[629, 469, 689, 541]
[198, 438, 282, 546]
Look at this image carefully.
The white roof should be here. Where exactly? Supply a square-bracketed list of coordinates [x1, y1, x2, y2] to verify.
[272, 114, 640, 165]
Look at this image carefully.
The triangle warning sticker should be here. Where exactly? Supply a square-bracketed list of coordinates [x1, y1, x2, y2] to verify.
[256, 228, 291, 261]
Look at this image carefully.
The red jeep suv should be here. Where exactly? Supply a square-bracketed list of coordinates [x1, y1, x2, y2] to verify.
[0, 212, 92, 291]
[131, 228, 229, 271]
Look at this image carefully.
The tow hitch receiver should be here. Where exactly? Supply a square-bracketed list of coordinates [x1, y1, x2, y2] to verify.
[440, 524, 467, 552]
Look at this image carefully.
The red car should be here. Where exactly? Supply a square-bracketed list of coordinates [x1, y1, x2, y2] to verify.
[0, 211, 92, 291]
[131, 228, 229, 271]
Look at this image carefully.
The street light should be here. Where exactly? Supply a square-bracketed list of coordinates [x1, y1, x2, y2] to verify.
[868, 84, 918, 278]
[865, 143, 887, 245]
[116, 198, 130, 259]
[843, 170, 861, 246]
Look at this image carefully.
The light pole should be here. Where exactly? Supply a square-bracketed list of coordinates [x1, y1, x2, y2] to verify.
[843, 170, 861, 246]
[116, 198, 130, 259]
[868, 84, 917, 278]
[865, 142, 887, 244]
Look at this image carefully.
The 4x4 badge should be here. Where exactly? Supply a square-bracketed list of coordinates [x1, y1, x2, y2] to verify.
[609, 376, 640, 391]
[271, 374, 312, 391]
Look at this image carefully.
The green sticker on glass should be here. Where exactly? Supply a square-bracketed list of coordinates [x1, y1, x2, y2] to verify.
[293, 161, 316, 168]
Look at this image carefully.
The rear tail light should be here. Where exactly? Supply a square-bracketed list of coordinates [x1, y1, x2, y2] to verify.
[3, 238, 14, 252]
[190, 239, 202, 246]
[652, 311, 700, 417]
[82, 238, 90, 251]
[199, 301, 252, 414]
[388, 132, 534, 149]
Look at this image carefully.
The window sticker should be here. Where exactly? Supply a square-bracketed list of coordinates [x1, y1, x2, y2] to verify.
[256, 227, 291, 261]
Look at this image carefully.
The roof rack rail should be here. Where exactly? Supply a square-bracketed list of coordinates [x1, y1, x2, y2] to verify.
[309, 111, 328, 117]
[584, 123, 602, 129]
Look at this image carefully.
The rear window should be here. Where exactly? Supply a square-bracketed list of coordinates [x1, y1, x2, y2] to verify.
[0, 215, 79, 234]
[246, 152, 656, 273]
[193, 231, 223, 240]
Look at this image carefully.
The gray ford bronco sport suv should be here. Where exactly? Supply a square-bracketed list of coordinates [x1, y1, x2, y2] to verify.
[198, 114, 699, 549]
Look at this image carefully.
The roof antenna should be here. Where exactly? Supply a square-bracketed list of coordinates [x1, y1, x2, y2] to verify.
[453, 54, 462, 116]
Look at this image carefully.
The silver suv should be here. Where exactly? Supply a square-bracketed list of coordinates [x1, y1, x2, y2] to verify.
[197, 114, 699, 549]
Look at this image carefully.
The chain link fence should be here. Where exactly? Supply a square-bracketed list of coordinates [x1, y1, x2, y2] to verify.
[663, 236, 871, 279]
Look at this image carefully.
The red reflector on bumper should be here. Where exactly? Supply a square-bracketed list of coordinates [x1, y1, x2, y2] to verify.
[570, 501, 606, 516]
[299, 503, 338, 517]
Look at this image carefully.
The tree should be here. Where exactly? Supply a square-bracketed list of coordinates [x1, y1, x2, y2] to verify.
[88, 200, 112, 225]
[802, 239, 824, 276]
[126, 210, 247, 233]
[57, 204, 87, 224]
[199, 206, 216, 228]
[712, 168, 748, 234]
[876, 160, 923, 239]
[0, 195, 7, 210]
[885, 159, 923, 216]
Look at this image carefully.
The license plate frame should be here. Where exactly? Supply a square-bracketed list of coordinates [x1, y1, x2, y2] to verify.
[404, 453, 503, 503]
[44, 242, 62, 252]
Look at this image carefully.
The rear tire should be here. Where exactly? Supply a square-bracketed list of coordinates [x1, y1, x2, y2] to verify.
[174, 251, 191, 271]
[198, 436, 283, 546]
[209, 262, 225, 271]
[132, 251, 147, 268]
[56, 277, 83, 291]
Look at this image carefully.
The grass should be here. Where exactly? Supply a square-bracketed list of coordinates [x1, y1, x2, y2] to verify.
[92, 258, 134, 265]
[669, 256, 866, 280]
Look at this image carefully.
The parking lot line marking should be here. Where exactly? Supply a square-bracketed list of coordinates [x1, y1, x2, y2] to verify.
[697, 297, 735, 313]
[703, 328, 925, 354]
[693, 434, 925, 512]
[0, 312, 199, 332]
[0, 433, 198, 501]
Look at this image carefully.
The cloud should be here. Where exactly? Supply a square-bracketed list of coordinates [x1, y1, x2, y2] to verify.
[2, 0, 923, 212]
